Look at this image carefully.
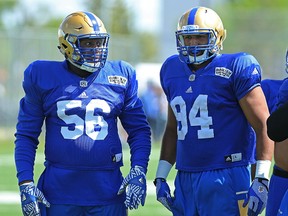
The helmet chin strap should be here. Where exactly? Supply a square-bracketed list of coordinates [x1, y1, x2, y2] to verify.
[67, 59, 98, 73]
[79, 64, 98, 73]
[189, 50, 209, 64]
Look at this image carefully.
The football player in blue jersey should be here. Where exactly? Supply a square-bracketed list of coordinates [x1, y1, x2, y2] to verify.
[261, 78, 286, 113]
[266, 50, 288, 216]
[14, 11, 151, 216]
[153, 6, 273, 216]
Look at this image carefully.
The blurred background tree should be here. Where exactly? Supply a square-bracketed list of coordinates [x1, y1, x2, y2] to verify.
[0, 0, 17, 26]
[0, 0, 157, 67]
[0, 0, 288, 127]
[220, 0, 288, 78]
[83, 0, 158, 62]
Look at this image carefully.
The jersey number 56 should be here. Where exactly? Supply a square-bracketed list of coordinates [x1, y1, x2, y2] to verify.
[57, 99, 110, 140]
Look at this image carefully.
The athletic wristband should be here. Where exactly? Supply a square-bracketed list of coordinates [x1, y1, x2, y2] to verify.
[19, 181, 33, 186]
[156, 160, 173, 179]
[255, 160, 271, 179]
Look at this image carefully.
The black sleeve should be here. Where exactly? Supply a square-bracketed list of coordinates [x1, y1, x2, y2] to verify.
[267, 100, 288, 142]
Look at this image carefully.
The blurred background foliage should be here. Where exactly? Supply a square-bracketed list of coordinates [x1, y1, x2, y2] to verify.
[0, 0, 287, 68]
[0, 0, 288, 128]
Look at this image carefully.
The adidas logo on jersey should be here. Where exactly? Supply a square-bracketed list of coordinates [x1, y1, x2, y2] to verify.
[112, 153, 122, 162]
[225, 156, 232, 162]
[79, 92, 88, 98]
[225, 153, 242, 162]
[185, 86, 193, 93]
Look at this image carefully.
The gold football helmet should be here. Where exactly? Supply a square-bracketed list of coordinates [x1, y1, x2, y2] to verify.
[58, 11, 109, 72]
[176, 7, 226, 64]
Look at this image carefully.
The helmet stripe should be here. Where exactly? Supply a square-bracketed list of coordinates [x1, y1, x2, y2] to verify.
[84, 12, 99, 31]
[187, 7, 199, 25]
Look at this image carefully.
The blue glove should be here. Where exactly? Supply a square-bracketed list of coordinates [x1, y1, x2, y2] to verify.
[154, 178, 173, 211]
[117, 166, 147, 210]
[19, 182, 50, 216]
[243, 178, 269, 216]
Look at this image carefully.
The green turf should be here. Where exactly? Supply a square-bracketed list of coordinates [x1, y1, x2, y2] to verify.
[0, 138, 174, 216]
[0, 137, 267, 215]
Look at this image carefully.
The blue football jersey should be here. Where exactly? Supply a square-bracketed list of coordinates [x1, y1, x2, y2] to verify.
[160, 53, 261, 172]
[261, 79, 285, 113]
[278, 78, 288, 107]
[15, 60, 151, 205]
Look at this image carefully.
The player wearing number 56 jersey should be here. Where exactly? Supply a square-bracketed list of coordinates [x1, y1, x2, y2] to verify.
[14, 11, 151, 216]
[154, 6, 273, 216]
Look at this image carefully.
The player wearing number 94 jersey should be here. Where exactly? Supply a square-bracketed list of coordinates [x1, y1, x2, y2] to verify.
[14, 11, 151, 216]
[154, 6, 273, 216]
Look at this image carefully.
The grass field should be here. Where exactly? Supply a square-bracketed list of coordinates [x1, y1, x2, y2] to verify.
[0, 136, 267, 216]
[0, 136, 175, 216]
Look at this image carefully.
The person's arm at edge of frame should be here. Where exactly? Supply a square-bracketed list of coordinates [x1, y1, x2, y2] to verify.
[267, 100, 288, 142]
[240, 86, 274, 215]
[154, 105, 177, 211]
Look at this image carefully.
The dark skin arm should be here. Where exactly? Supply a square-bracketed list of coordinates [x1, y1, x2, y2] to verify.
[159, 105, 177, 165]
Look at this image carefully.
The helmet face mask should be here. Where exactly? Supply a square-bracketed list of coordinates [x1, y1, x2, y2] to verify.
[73, 34, 109, 71]
[58, 12, 110, 73]
[176, 7, 226, 65]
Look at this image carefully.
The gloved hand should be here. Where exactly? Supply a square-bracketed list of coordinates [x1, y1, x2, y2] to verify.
[117, 166, 147, 210]
[243, 177, 269, 216]
[19, 182, 50, 216]
[154, 178, 173, 211]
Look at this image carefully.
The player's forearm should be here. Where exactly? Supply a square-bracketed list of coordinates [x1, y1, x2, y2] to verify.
[254, 133, 273, 179]
[159, 146, 176, 165]
[159, 128, 177, 165]
[130, 143, 151, 173]
[15, 138, 37, 184]
[122, 109, 152, 171]
[255, 132, 274, 161]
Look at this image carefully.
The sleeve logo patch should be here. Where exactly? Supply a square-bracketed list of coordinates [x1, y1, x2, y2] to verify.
[108, 76, 127, 86]
[215, 67, 232, 79]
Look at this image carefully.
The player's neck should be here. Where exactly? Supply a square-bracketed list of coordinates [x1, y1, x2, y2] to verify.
[188, 59, 211, 72]
[67, 61, 91, 78]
